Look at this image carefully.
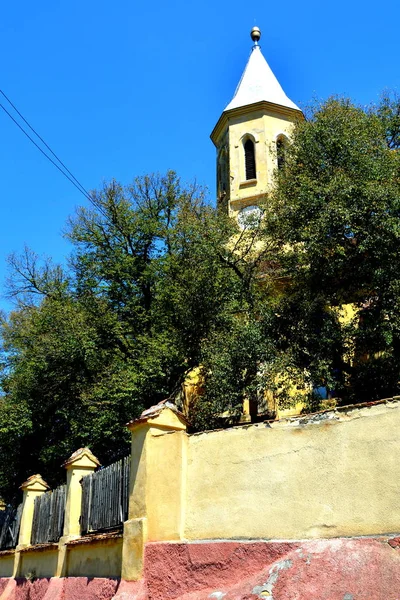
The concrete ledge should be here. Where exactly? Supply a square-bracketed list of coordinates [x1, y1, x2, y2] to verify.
[0, 578, 16, 600]
[191, 395, 400, 437]
[19, 543, 58, 553]
[270, 395, 400, 428]
[65, 531, 122, 546]
[42, 577, 65, 600]
[63, 577, 119, 600]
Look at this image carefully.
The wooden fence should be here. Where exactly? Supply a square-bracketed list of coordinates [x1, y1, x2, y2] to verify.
[80, 455, 130, 534]
[30, 485, 66, 545]
[0, 504, 22, 550]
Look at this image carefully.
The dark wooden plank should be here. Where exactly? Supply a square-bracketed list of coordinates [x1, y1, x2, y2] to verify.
[12, 503, 22, 547]
[0, 505, 20, 549]
[79, 456, 130, 534]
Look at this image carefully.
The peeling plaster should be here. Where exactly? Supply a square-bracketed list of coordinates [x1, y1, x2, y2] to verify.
[296, 548, 311, 565]
[252, 559, 293, 598]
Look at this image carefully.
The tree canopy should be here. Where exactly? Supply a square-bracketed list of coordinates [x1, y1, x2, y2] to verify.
[1, 94, 400, 501]
[0, 172, 274, 500]
[265, 94, 400, 404]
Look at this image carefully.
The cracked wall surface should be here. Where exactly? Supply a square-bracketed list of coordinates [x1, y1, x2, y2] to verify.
[184, 400, 400, 540]
[1, 537, 400, 599]
[143, 537, 400, 600]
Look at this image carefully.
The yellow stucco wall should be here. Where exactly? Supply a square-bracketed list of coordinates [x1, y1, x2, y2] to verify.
[19, 548, 58, 579]
[67, 537, 122, 578]
[0, 553, 15, 577]
[146, 430, 187, 541]
[0, 538, 123, 579]
[2, 401, 399, 581]
[183, 400, 400, 540]
[64, 453, 99, 537]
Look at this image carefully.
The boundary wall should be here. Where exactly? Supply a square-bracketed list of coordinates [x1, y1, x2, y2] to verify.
[0, 398, 399, 599]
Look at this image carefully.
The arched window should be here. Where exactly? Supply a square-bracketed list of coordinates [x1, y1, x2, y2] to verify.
[217, 148, 227, 194]
[276, 136, 287, 170]
[244, 139, 256, 180]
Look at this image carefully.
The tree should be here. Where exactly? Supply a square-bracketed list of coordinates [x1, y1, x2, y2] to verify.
[264, 95, 400, 404]
[0, 172, 276, 500]
[3, 94, 399, 499]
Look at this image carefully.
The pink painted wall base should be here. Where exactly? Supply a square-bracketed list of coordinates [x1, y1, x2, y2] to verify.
[145, 538, 400, 600]
[1, 537, 400, 600]
[0, 577, 120, 600]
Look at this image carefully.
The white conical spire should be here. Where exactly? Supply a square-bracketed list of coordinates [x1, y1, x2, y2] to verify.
[224, 29, 300, 113]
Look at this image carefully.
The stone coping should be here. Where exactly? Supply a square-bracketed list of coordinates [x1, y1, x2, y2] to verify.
[270, 396, 400, 427]
[191, 396, 400, 436]
[19, 542, 58, 553]
[63, 447, 100, 468]
[127, 399, 189, 428]
[66, 531, 122, 546]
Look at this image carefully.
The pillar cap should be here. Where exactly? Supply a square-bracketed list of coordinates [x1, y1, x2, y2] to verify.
[20, 474, 50, 492]
[63, 447, 101, 470]
[127, 400, 189, 432]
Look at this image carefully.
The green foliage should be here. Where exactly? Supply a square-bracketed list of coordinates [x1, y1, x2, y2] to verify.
[191, 316, 273, 430]
[2, 93, 400, 499]
[0, 171, 272, 500]
[0, 296, 137, 500]
[266, 94, 400, 403]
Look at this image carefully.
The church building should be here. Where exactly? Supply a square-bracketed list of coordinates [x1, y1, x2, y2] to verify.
[210, 27, 303, 224]
[190, 29, 306, 420]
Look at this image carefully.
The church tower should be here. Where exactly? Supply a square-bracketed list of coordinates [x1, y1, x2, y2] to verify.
[211, 27, 303, 222]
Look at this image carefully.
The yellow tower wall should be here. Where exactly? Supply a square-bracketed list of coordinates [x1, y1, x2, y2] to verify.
[212, 101, 303, 221]
[226, 108, 296, 216]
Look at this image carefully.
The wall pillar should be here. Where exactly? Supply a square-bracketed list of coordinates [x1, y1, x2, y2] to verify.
[18, 474, 49, 547]
[121, 402, 188, 581]
[14, 474, 49, 576]
[56, 448, 100, 577]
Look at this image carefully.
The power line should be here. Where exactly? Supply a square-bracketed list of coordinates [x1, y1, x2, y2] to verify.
[0, 90, 94, 204]
[0, 100, 92, 203]
[0, 89, 91, 200]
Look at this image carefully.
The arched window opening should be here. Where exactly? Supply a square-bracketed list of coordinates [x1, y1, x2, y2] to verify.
[218, 148, 227, 195]
[276, 137, 287, 170]
[244, 139, 256, 180]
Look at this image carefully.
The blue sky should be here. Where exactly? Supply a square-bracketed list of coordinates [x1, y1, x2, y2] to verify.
[0, 0, 399, 312]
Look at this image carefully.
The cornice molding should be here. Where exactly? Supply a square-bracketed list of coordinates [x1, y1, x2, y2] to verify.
[211, 101, 304, 146]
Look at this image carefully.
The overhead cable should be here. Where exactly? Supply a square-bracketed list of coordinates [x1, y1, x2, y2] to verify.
[0, 90, 92, 203]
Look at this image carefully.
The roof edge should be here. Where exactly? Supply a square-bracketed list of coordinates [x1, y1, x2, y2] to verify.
[210, 100, 304, 145]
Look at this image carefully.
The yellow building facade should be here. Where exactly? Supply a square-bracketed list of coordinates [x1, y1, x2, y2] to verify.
[181, 29, 355, 420]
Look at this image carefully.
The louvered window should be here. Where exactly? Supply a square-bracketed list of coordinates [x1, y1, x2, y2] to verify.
[244, 139, 256, 180]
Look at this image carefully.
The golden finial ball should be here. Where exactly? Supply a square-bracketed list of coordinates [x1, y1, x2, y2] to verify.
[250, 27, 261, 43]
